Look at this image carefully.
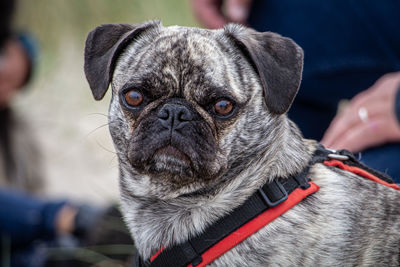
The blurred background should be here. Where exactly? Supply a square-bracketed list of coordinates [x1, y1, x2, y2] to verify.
[3, 0, 400, 265]
[13, 0, 198, 204]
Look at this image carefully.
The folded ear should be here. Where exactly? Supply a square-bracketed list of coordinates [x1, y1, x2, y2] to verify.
[84, 21, 159, 100]
[224, 25, 304, 114]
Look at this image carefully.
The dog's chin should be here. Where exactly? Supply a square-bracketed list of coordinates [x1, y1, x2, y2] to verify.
[128, 144, 227, 197]
[149, 145, 194, 178]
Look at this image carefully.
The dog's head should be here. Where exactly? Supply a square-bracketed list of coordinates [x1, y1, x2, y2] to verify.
[84, 21, 303, 198]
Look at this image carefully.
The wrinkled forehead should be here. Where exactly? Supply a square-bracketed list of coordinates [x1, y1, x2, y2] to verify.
[112, 26, 247, 103]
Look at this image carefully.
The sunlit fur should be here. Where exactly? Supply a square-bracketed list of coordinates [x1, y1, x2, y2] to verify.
[88, 22, 400, 266]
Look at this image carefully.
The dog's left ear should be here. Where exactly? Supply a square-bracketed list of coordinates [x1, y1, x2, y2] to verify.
[84, 21, 160, 100]
[224, 25, 304, 114]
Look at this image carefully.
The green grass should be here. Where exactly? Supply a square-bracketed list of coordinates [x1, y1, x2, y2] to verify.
[14, 0, 200, 83]
[15, 0, 198, 54]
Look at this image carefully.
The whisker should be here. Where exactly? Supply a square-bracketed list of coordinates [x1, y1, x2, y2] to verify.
[85, 117, 127, 138]
[109, 155, 119, 166]
[86, 123, 111, 137]
[85, 112, 109, 118]
[95, 139, 118, 155]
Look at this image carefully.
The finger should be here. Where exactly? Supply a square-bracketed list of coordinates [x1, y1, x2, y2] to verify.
[191, 0, 228, 29]
[352, 74, 400, 108]
[321, 99, 387, 147]
[225, 0, 252, 23]
[321, 95, 367, 146]
[321, 106, 361, 147]
[328, 119, 385, 153]
[323, 72, 400, 148]
[380, 112, 400, 142]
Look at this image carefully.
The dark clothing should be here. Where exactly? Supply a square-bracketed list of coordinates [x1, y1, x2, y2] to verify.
[0, 189, 65, 247]
[248, 0, 400, 180]
[396, 85, 400, 123]
[249, 0, 400, 140]
[0, 109, 15, 181]
[0, 0, 14, 48]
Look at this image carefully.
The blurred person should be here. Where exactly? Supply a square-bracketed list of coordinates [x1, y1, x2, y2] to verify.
[191, 0, 400, 181]
[0, 1, 135, 266]
[0, 0, 42, 193]
[0, 189, 95, 267]
[0, 187, 135, 267]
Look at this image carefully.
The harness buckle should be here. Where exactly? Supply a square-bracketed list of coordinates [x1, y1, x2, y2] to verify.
[258, 180, 288, 207]
[327, 153, 349, 161]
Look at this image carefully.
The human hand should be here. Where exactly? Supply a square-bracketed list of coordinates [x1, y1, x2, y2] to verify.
[55, 204, 78, 235]
[321, 72, 400, 153]
[0, 40, 30, 108]
[191, 0, 253, 29]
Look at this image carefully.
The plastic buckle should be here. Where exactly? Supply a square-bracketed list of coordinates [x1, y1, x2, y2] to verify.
[192, 256, 203, 266]
[258, 180, 288, 207]
[183, 241, 202, 267]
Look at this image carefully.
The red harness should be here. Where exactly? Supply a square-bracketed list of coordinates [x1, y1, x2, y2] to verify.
[186, 183, 318, 267]
[138, 147, 399, 267]
[324, 159, 400, 191]
[150, 183, 319, 267]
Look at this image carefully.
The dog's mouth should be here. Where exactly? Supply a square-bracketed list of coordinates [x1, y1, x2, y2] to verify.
[153, 145, 191, 165]
[147, 145, 194, 177]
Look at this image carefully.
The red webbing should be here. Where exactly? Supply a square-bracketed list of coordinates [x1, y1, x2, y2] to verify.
[187, 182, 320, 267]
[150, 247, 165, 263]
[324, 160, 400, 191]
[149, 159, 399, 266]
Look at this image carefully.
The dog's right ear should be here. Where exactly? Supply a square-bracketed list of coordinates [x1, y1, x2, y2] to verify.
[84, 22, 159, 100]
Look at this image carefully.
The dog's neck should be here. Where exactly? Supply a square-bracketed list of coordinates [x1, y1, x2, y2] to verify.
[120, 117, 317, 259]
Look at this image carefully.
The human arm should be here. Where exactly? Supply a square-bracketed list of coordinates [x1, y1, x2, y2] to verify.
[0, 189, 76, 246]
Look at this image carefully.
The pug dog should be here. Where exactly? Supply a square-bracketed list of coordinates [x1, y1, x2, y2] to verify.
[84, 21, 400, 266]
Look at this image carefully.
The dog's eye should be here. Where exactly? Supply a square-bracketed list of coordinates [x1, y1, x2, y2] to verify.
[214, 99, 233, 116]
[125, 90, 143, 107]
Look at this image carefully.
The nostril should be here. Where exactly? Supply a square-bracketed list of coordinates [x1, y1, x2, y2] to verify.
[158, 108, 170, 120]
[178, 108, 192, 121]
[158, 103, 194, 131]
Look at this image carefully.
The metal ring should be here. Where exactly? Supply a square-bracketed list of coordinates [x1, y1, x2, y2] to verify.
[358, 107, 369, 123]
[328, 153, 349, 161]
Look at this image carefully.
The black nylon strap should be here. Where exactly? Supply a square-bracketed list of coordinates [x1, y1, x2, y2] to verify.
[136, 144, 396, 267]
[139, 168, 311, 267]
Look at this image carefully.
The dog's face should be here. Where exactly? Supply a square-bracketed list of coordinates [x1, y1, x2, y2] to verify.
[84, 21, 303, 198]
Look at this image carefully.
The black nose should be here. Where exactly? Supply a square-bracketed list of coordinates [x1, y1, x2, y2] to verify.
[158, 103, 193, 130]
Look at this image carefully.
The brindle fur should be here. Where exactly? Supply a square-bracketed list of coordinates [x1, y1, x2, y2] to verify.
[84, 21, 400, 266]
